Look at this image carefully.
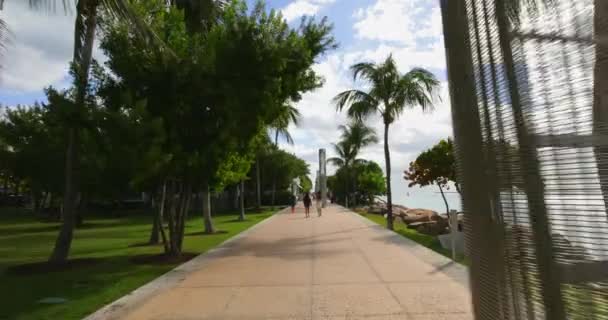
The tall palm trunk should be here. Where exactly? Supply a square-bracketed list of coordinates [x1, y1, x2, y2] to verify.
[383, 122, 394, 230]
[202, 182, 215, 234]
[594, 0, 608, 218]
[49, 0, 98, 264]
[344, 167, 349, 208]
[239, 179, 246, 221]
[438, 182, 450, 215]
[271, 131, 279, 208]
[256, 156, 261, 210]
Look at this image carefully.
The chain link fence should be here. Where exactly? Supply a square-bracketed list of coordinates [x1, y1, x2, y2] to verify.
[440, 0, 608, 319]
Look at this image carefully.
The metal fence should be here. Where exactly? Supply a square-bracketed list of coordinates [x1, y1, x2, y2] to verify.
[440, 0, 608, 319]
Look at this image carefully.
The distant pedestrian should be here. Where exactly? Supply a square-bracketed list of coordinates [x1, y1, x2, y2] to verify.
[315, 191, 322, 217]
[303, 192, 312, 218]
[290, 194, 297, 213]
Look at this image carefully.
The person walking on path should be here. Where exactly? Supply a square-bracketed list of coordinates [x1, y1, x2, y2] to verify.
[303, 192, 312, 218]
[290, 194, 297, 213]
[315, 191, 323, 217]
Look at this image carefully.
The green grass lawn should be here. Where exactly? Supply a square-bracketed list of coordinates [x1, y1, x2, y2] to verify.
[0, 207, 275, 320]
[357, 211, 468, 265]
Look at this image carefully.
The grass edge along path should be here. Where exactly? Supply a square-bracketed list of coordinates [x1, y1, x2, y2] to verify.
[0, 208, 277, 320]
[356, 210, 469, 265]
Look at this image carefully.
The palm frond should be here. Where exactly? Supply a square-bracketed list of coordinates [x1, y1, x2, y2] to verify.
[278, 128, 294, 145]
[327, 156, 344, 167]
[350, 62, 377, 82]
[398, 67, 440, 113]
[346, 101, 377, 121]
[341, 120, 378, 151]
[333, 89, 378, 115]
[352, 158, 367, 166]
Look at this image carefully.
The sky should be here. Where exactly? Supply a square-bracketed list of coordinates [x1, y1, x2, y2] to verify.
[0, 0, 461, 212]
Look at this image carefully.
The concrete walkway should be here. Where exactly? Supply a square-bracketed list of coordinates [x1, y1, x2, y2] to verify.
[106, 204, 472, 320]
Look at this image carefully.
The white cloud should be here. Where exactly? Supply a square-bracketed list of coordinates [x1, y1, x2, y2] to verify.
[1, 1, 106, 93]
[281, 0, 335, 22]
[352, 0, 442, 46]
[1, 2, 74, 92]
[352, 0, 415, 44]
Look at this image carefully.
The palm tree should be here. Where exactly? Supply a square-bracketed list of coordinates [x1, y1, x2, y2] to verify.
[328, 120, 377, 207]
[268, 103, 300, 207]
[334, 55, 440, 230]
[338, 120, 378, 154]
[270, 103, 300, 146]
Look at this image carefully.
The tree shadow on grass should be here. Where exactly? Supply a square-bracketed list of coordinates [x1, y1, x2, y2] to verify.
[0, 220, 134, 237]
[128, 241, 163, 248]
[6, 258, 105, 276]
[0, 254, 186, 320]
[185, 230, 228, 236]
[225, 218, 251, 223]
[130, 252, 197, 265]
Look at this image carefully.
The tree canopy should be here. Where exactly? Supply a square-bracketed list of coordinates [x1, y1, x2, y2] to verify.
[404, 138, 458, 214]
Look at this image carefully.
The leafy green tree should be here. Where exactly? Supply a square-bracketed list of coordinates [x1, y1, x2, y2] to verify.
[356, 161, 386, 204]
[404, 139, 458, 214]
[299, 175, 312, 193]
[253, 148, 310, 203]
[0, 101, 64, 212]
[328, 160, 385, 205]
[334, 55, 440, 230]
[100, 0, 334, 255]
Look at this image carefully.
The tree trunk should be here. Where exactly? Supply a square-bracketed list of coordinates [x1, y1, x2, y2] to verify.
[150, 209, 160, 244]
[3, 176, 8, 197]
[75, 193, 84, 227]
[167, 181, 178, 256]
[594, 0, 608, 220]
[438, 182, 450, 215]
[175, 183, 191, 255]
[149, 194, 159, 244]
[344, 168, 349, 208]
[232, 184, 239, 210]
[49, 0, 98, 264]
[50, 128, 79, 263]
[383, 122, 394, 230]
[202, 182, 215, 234]
[271, 131, 279, 208]
[158, 182, 169, 252]
[239, 179, 246, 221]
[256, 156, 261, 210]
[32, 190, 41, 216]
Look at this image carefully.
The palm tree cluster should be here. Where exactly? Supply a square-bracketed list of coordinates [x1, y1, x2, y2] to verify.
[334, 55, 440, 230]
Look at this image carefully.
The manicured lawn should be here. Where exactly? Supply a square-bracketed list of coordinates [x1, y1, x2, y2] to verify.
[357, 211, 468, 265]
[0, 207, 275, 320]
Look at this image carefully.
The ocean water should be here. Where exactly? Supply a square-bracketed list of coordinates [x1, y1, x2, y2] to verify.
[383, 182, 462, 213]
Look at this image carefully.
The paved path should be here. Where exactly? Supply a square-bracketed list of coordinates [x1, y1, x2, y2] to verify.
[116, 204, 473, 320]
